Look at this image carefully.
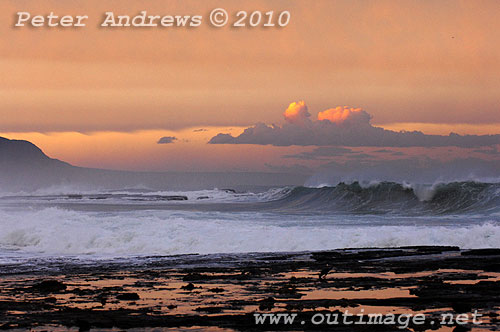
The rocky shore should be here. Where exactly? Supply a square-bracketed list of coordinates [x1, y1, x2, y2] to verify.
[0, 246, 499, 331]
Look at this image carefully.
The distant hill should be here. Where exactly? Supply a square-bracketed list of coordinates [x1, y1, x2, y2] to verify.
[0, 137, 69, 166]
[0, 136, 308, 192]
[0, 137, 73, 191]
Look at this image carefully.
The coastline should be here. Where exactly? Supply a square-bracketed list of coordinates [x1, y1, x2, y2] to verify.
[1, 246, 499, 331]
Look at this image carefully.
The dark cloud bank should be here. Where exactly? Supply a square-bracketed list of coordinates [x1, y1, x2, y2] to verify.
[208, 103, 500, 148]
[307, 157, 500, 186]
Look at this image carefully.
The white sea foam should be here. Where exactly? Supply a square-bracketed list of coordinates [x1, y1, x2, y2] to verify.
[0, 207, 499, 259]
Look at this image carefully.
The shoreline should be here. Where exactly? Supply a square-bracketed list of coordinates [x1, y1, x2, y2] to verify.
[1, 246, 499, 331]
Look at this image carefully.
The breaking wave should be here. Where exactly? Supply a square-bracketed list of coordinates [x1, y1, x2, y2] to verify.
[0, 207, 499, 259]
[0, 181, 498, 259]
[267, 181, 500, 215]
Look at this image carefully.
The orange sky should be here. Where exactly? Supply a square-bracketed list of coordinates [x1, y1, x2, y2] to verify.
[1, 0, 499, 171]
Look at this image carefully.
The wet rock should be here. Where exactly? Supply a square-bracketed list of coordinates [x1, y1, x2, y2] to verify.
[258, 297, 275, 311]
[451, 302, 472, 313]
[31, 280, 66, 293]
[89, 195, 108, 200]
[462, 249, 500, 256]
[208, 287, 224, 293]
[162, 195, 188, 201]
[45, 297, 57, 303]
[116, 293, 140, 301]
[452, 325, 471, 332]
[277, 284, 299, 297]
[195, 306, 223, 314]
[181, 283, 196, 291]
[75, 319, 91, 332]
[0, 323, 12, 330]
[96, 293, 108, 306]
[3, 247, 500, 331]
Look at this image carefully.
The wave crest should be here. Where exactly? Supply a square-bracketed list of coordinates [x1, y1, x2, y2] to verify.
[270, 181, 500, 215]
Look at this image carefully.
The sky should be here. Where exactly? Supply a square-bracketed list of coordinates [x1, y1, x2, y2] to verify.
[0, 0, 499, 176]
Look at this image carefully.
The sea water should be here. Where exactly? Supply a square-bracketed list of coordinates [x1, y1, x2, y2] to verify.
[0, 181, 499, 271]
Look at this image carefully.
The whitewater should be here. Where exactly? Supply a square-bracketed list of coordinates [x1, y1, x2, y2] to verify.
[0, 181, 499, 266]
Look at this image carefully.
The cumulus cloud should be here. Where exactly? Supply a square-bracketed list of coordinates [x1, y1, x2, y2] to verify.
[283, 101, 311, 125]
[209, 101, 500, 148]
[317, 106, 371, 126]
[157, 136, 177, 144]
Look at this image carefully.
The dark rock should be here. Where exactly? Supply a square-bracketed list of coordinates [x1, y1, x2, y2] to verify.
[181, 283, 196, 291]
[0, 323, 11, 330]
[75, 319, 91, 332]
[451, 302, 472, 313]
[162, 195, 188, 201]
[461, 249, 500, 256]
[258, 297, 275, 311]
[89, 195, 108, 200]
[116, 293, 140, 301]
[3, 247, 500, 331]
[96, 293, 108, 306]
[208, 287, 224, 293]
[31, 280, 66, 293]
[195, 306, 223, 314]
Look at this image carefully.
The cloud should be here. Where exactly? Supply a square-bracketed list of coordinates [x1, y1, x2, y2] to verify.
[209, 101, 500, 148]
[283, 101, 311, 126]
[193, 128, 208, 132]
[157, 136, 177, 144]
[307, 157, 500, 185]
[317, 106, 371, 126]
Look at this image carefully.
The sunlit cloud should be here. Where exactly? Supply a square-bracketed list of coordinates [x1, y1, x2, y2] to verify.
[317, 106, 370, 126]
[209, 101, 500, 148]
[283, 101, 311, 126]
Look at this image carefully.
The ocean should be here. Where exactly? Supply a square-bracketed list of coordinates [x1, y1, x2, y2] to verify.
[0, 181, 499, 272]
